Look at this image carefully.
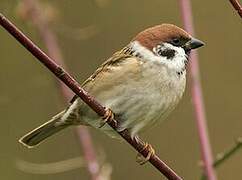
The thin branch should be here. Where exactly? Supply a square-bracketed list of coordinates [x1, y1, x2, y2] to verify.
[19, 0, 101, 179]
[214, 138, 242, 167]
[16, 157, 85, 174]
[17, 155, 111, 178]
[229, 0, 242, 18]
[200, 137, 242, 180]
[0, 13, 183, 180]
[178, 1, 217, 180]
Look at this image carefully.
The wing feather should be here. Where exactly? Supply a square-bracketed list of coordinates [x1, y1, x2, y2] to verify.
[70, 47, 137, 103]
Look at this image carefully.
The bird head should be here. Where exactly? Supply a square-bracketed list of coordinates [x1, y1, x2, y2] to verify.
[129, 24, 204, 73]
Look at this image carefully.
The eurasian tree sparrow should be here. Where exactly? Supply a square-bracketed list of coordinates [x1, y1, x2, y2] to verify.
[19, 24, 204, 151]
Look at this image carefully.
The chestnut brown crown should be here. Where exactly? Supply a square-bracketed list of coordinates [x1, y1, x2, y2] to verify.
[133, 24, 192, 51]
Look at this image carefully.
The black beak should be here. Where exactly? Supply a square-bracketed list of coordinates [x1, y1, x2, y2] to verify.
[184, 38, 204, 52]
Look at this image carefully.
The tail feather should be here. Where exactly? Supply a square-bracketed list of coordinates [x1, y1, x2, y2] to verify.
[19, 111, 69, 148]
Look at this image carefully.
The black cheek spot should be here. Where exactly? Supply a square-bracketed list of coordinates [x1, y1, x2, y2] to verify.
[158, 49, 176, 59]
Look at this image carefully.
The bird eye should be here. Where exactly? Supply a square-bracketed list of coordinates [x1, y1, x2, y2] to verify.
[172, 38, 180, 45]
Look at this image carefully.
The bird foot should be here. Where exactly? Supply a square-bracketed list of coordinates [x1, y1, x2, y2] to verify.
[136, 142, 155, 165]
[99, 108, 116, 128]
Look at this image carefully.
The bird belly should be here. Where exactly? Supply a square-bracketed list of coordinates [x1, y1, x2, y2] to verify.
[79, 84, 164, 139]
[78, 68, 186, 139]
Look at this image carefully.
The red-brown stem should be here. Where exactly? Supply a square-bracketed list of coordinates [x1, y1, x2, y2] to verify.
[229, 0, 242, 18]
[0, 13, 183, 180]
[19, 1, 100, 179]
[178, 1, 217, 180]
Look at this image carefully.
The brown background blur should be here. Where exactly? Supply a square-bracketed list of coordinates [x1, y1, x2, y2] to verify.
[0, 0, 242, 179]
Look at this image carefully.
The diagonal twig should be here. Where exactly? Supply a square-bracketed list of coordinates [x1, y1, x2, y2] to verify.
[200, 137, 242, 180]
[19, 0, 101, 179]
[0, 13, 183, 180]
[178, 0, 217, 180]
[229, 0, 242, 18]
[213, 138, 242, 168]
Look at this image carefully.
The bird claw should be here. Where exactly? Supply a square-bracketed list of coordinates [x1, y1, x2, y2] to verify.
[136, 142, 155, 165]
[99, 108, 116, 128]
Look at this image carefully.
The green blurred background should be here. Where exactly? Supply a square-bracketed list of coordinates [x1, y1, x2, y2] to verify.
[0, 0, 242, 179]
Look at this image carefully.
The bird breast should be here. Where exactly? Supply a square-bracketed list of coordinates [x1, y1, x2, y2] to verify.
[79, 59, 186, 138]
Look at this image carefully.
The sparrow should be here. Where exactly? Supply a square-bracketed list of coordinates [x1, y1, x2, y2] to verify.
[19, 24, 204, 153]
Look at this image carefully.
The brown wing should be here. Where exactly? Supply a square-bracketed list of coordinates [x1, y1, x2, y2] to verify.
[69, 47, 135, 103]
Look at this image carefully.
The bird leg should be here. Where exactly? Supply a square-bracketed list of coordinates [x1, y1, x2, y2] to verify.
[99, 108, 116, 128]
[136, 142, 155, 165]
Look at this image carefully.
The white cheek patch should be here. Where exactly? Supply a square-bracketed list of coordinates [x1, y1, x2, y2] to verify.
[159, 43, 187, 71]
[130, 41, 187, 72]
[130, 41, 161, 63]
